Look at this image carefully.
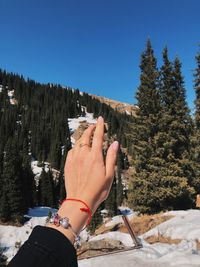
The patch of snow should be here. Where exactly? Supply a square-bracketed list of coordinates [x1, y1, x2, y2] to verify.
[0, 207, 55, 262]
[31, 160, 50, 177]
[79, 240, 200, 267]
[70, 136, 76, 146]
[10, 98, 16, 105]
[68, 111, 96, 146]
[68, 112, 96, 134]
[61, 145, 65, 155]
[7, 90, 14, 98]
[142, 209, 200, 242]
[80, 229, 90, 242]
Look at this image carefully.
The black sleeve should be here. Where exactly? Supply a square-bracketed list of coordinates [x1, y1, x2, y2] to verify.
[8, 225, 78, 267]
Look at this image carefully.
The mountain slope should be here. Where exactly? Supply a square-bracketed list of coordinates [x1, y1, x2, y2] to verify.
[91, 94, 138, 116]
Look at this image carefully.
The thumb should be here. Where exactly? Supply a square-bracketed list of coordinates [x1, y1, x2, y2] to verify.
[105, 141, 119, 179]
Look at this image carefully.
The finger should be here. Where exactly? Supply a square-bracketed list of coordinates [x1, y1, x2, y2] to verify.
[64, 149, 73, 174]
[74, 124, 95, 151]
[105, 141, 119, 179]
[66, 149, 73, 162]
[80, 124, 96, 147]
[92, 116, 104, 152]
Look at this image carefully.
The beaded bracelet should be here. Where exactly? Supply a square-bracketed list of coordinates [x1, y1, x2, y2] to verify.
[48, 213, 81, 248]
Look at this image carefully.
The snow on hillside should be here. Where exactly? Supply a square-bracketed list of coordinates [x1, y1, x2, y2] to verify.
[80, 209, 200, 267]
[31, 160, 50, 178]
[30, 111, 96, 178]
[68, 111, 96, 133]
[1, 209, 200, 266]
[142, 210, 200, 242]
[79, 240, 200, 267]
[68, 111, 96, 146]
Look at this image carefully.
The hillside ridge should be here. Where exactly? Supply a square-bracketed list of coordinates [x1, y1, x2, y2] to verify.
[90, 94, 138, 116]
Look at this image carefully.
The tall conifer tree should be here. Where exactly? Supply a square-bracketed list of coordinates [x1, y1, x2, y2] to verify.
[128, 43, 194, 213]
[192, 48, 200, 192]
[2, 140, 25, 221]
[39, 169, 55, 207]
[128, 40, 162, 213]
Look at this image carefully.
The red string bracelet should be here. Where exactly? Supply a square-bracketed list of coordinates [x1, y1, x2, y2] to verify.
[61, 198, 92, 227]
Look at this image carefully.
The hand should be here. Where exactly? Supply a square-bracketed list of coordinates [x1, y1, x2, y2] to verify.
[64, 116, 119, 213]
[47, 116, 119, 243]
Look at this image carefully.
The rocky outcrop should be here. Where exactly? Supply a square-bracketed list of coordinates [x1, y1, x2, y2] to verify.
[77, 238, 125, 259]
[71, 121, 110, 150]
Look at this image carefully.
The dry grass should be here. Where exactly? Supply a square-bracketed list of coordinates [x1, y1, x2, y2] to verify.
[94, 213, 200, 250]
[95, 213, 173, 237]
[0, 220, 22, 227]
[118, 214, 173, 236]
[95, 223, 121, 235]
[196, 241, 200, 250]
[145, 233, 181, 245]
[145, 235, 200, 250]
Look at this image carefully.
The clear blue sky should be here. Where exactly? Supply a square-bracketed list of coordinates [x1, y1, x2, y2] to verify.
[0, 0, 199, 110]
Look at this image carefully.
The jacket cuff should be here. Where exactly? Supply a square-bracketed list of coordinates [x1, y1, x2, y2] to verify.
[29, 225, 77, 266]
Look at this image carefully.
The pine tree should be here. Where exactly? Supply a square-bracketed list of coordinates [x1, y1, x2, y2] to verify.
[194, 48, 200, 129]
[39, 169, 55, 207]
[128, 40, 162, 213]
[116, 147, 125, 206]
[58, 171, 66, 201]
[0, 67, 132, 218]
[158, 53, 195, 207]
[192, 47, 200, 192]
[2, 140, 25, 222]
[21, 155, 35, 208]
[0, 192, 10, 222]
[105, 176, 118, 216]
[128, 43, 194, 213]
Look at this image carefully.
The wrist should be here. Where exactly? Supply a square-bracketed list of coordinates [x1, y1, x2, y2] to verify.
[46, 201, 88, 244]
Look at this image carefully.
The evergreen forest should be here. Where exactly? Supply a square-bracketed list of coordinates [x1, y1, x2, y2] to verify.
[0, 40, 200, 232]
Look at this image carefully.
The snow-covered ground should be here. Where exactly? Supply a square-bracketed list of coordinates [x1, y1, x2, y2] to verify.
[79, 240, 200, 267]
[82, 209, 200, 267]
[1, 208, 200, 266]
[0, 207, 55, 261]
[142, 210, 200, 242]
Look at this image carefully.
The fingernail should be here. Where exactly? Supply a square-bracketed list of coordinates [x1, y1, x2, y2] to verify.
[112, 141, 119, 151]
[98, 116, 103, 123]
